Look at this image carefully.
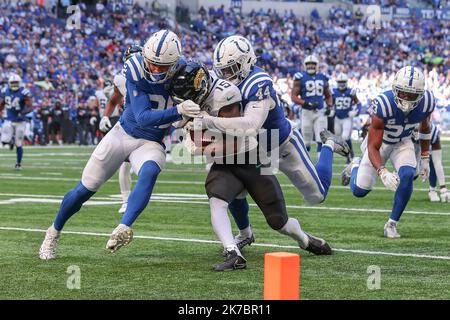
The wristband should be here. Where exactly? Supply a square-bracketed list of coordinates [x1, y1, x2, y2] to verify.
[377, 165, 385, 176]
[418, 132, 432, 140]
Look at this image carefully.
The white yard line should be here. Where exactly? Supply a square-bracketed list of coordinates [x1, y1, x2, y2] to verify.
[0, 193, 449, 216]
[1, 226, 449, 261]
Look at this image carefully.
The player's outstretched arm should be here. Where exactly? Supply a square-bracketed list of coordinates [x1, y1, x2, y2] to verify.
[418, 116, 432, 181]
[200, 99, 270, 136]
[367, 115, 384, 171]
[127, 81, 185, 128]
[291, 79, 304, 106]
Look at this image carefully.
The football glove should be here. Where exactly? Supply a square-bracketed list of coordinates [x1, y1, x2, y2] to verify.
[348, 110, 358, 118]
[176, 100, 201, 118]
[325, 108, 335, 117]
[419, 155, 430, 182]
[378, 166, 400, 192]
[99, 116, 112, 133]
[303, 101, 319, 109]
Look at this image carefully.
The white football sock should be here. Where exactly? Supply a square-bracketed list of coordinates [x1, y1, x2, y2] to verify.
[209, 197, 238, 251]
[388, 218, 398, 225]
[238, 225, 253, 238]
[277, 218, 309, 248]
[431, 149, 446, 187]
[119, 162, 132, 203]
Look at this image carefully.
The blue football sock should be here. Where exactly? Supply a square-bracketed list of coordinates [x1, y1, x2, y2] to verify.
[121, 160, 161, 227]
[17, 146, 23, 164]
[316, 142, 322, 153]
[350, 166, 371, 197]
[229, 198, 250, 230]
[346, 139, 354, 158]
[53, 182, 96, 231]
[390, 166, 415, 221]
[429, 156, 437, 188]
[315, 144, 333, 195]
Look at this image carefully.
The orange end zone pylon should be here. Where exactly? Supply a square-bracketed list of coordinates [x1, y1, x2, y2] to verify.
[264, 252, 300, 300]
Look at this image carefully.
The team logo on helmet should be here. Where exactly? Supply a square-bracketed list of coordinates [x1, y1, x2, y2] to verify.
[194, 68, 206, 91]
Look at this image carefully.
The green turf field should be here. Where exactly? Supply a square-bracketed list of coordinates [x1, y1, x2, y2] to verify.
[0, 142, 449, 300]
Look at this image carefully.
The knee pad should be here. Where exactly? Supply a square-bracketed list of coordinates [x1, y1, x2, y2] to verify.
[266, 213, 288, 230]
[398, 166, 415, 183]
[350, 183, 371, 198]
[138, 160, 161, 179]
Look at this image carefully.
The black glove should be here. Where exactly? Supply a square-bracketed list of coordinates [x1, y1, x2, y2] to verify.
[303, 101, 318, 109]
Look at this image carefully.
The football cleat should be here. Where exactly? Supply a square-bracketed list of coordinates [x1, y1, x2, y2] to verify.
[106, 224, 133, 252]
[214, 249, 247, 272]
[319, 129, 350, 157]
[428, 190, 440, 202]
[301, 233, 332, 255]
[15, 163, 22, 170]
[39, 225, 61, 260]
[440, 188, 450, 203]
[341, 157, 360, 186]
[384, 221, 401, 239]
[118, 202, 127, 214]
[222, 233, 255, 256]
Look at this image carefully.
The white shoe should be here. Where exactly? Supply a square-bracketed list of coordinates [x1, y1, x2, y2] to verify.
[440, 188, 450, 203]
[39, 225, 61, 260]
[429, 190, 440, 202]
[384, 221, 401, 239]
[106, 224, 133, 252]
[118, 202, 127, 214]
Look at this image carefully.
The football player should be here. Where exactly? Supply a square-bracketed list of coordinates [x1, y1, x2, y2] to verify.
[413, 124, 450, 202]
[169, 60, 332, 271]
[0, 74, 32, 169]
[291, 55, 333, 154]
[99, 45, 142, 214]
[39, 30, 201, 260]
[342, 66, 435, 238]
[195, 35, 349, 251]
[332, 73, 361, 162]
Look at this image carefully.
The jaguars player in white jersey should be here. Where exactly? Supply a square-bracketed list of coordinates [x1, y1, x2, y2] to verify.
[39, 30, 201, 260]
[413, 124, 450, 202]
[169, 60, 332, 271]
[0, 74, 32, 170]
[332, 73, 361, 162]
[342, 66, 435, 238]
[291, 55, 333, 154]
[193, 35, 349, 250]
[99, 45, 142, 214]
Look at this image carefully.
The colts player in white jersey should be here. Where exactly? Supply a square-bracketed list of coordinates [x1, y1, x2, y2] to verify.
[332, 73, 361, 162]
[342, 66, 435, 238]
[193, 35, 349, 251]
[39, 30, 201, 260]
[414, 124, 450, 202]
[169, 60, 332, 271]
[100, 45, 142, 214]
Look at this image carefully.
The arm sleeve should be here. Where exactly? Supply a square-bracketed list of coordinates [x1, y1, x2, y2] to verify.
[126, 80, 182, 128]
[202, 99, 270, 135]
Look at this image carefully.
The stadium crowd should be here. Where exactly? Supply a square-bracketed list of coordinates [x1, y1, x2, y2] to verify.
[1, 0, 449, 145]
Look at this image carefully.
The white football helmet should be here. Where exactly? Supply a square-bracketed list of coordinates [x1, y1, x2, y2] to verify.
[336, 73, 348, 91]
[213, 35, 257, 85]
[8, 73, 22, 91]
[303, 55, 319, 75]
[141, 30, 182, 83]
[392, 66, 425, 113]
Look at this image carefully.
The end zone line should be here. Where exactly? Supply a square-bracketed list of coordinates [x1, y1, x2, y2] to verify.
[1, 226, 450, 261]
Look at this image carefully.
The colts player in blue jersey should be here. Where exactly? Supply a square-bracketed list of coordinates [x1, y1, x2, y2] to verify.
[291, 55, 333, 154]
[342, 66, 434, 238]
[39, 30, 201, 260]
[0, 74, 32, 170]
[332, 73, 361, 162]
[196, 35, 349, 250]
